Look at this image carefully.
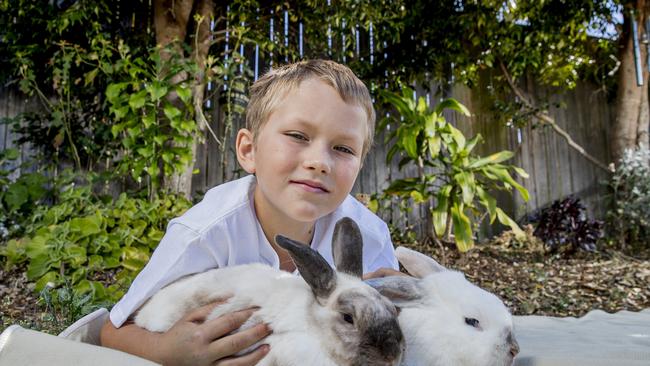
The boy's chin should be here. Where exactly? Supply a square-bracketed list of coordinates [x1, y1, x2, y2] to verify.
[284, 204, 333, 223]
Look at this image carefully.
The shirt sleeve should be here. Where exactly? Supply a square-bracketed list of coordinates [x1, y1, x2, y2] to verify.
[366, 225, 399, 272]
[109, 222, 220, 327]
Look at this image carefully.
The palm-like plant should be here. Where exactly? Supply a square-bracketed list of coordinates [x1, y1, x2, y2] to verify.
[380, 87, 529, 251]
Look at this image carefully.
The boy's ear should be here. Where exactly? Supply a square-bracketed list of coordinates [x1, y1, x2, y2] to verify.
[236, 128, 256, 174]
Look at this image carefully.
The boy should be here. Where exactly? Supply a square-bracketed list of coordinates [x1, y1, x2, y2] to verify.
[100, 59, 401, 365]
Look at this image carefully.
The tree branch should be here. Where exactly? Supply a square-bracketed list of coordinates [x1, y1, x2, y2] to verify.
[498, 60, 613, 173]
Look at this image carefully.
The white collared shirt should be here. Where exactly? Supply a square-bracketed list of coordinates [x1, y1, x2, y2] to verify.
[109, 175, 398, 327]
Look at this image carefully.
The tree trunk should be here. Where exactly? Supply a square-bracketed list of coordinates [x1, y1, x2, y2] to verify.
[613, 0, 650, 164]
[154, 0, 214, 198]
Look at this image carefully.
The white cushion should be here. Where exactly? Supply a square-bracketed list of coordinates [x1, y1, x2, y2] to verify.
[58, 308, 109, 345]
[0, 324, 157, 366]
[514, 309, 650, 365]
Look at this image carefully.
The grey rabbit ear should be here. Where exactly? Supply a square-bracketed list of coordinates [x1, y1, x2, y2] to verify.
[395, 246, 446, 278]
[365, 276, 422, 305]
[331, 217, 363, 278]
[275, 235, 336, 298]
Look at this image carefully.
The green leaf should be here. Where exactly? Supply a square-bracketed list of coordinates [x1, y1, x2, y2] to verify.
[483, 166, 530, 202]
[106, 82, 128, 102]
[380, 89, 412, 118]
[428, 135, 442, 159]
[4, 183, 29, 211]
[432, 192, 449, 237]
[2, 148, 20, 160]
[464, 134, 482, 154]
[512, 166, 530, 179]
[64, 245, 87, 267]
[112, 106, 129, 120]
[153, 135, 167, 145]
[496, 207, 525, 238]
[163, 103, 181, 120]
[454, 172, 476, 205]
[416, 96, 428, 113]
[410, 190, 426, 203]
[146, 82, 168, 101]
[142, 113, 156, 128]
[128, 90, 147, 110]
[467, 151, 514, 169]
[367, 199, 379, 213]
[176, 85, 192, 104]
[69, 215, 102, 238]
[27, 253, 52, 280]
[25, 235, 50, 259]
[34, 271, 60, 292]
[451, 203, 474, 252]
[434, 98, 471, 116]
[121, 246, 150, 272]
[476, 186, 497, 223]
[399, 126, 419, 159]
[84, 68, 99, 87]
[448, 125, 466, 150]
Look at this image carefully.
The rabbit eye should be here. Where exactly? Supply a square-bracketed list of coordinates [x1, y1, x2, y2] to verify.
[342, 313, 354, 325]
[465, 317, 480, 328]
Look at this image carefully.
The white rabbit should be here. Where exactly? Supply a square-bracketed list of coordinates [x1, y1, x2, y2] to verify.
[135, 217, 404, 366]
[366, 246, 519, 366]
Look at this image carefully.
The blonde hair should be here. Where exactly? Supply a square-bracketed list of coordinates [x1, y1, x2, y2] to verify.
[245, 59, 375, 159]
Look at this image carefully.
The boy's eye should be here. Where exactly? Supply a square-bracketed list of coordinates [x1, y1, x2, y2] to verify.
[334, 146, 355, 155]
[285, 132, 308, 141]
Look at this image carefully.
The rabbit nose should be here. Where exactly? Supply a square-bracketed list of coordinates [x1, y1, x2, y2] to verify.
[507, 332, 520, 357]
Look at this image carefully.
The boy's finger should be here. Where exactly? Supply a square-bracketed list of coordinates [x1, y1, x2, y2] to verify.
[214, 344, 270, 366]
[203, 309, 257, 339]
[184, 299, 231, 323]
[209, 322, 271, 356]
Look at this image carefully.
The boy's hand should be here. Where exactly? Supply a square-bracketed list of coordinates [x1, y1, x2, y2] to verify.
[363, 267, 408, 280]
[158, 301, 271, 366]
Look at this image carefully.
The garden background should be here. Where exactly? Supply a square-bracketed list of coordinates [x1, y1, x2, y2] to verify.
[0, 0, 648, 334]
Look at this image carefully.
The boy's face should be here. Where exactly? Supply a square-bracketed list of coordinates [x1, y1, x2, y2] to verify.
[237, 78, 367, 224]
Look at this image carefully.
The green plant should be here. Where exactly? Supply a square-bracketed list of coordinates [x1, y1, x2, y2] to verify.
[0, 185, 191, 305]
[3, 1, 133, 171]
[0, 148, 50, 241]
[380, 86, 529, 252]
[608, 145, 650, 249]
[38, 279, 109, 334]
[105, 43, 201, 197]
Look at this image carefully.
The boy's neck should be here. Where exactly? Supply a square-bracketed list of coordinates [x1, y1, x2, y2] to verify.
[253, 186, 315, 267]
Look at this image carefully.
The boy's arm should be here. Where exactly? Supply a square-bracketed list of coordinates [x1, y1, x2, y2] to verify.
[100, 302, 271, 366]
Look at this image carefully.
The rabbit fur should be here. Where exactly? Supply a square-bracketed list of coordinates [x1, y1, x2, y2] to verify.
[135, 217, 404, 366]
[366, 246, 519, 366]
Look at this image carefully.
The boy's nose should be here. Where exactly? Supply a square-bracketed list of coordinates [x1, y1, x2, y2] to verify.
[303, 158, 331, 174]
[302, 143, 333, 174]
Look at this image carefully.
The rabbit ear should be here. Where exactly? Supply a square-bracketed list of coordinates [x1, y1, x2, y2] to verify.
[275, 235, 336, 298]
[365, 276, 422, 305]
[331, 217, 363, 278]
[395, 246, 446, 278]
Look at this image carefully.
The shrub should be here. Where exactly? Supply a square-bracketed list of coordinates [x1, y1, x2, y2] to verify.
[379, 87, 529, 251]
[0, 185, 191, 305]
[532, 197, 603, 254]
[0, 148, 50, 241]
[608, 145, 650, 248]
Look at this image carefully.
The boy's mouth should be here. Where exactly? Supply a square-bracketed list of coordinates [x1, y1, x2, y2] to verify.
[290, 179, 329, 193]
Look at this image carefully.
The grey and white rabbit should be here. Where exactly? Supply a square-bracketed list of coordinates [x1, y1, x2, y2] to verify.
[135, 218, 404, 366]
[366, 247, 519, 366]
